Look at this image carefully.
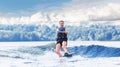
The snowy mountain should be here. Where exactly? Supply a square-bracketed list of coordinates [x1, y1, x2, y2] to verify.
[0, 23, 120, 41]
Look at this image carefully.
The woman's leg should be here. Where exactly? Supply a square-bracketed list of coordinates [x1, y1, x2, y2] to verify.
[62, 41, 68, 53]
[56, 43, 62, 57]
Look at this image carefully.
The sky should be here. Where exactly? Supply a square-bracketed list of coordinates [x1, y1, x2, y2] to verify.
[0, 0, 120, 25]
[0, 0, 69, 13]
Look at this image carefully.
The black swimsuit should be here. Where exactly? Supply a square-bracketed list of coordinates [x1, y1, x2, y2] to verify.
[56, 27, 68, 46]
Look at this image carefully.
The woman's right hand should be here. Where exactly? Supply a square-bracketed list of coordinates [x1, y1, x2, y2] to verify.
[64, 31, 68, 34]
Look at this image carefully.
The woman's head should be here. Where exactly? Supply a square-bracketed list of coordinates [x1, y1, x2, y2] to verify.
[59, 20, 64, 27]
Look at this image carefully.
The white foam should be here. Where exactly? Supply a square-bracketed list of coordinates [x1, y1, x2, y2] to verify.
[67, 41, 120, 48]
[0, 55, 120, 67]
[0, 41, 120, 67]
[0, 41, 120, 48]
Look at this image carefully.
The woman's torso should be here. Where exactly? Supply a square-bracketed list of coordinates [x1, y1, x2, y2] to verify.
[57, 27, 67, 39]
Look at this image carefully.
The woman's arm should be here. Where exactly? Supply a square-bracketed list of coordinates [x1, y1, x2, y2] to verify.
[57, 28, 68, 34]
[57, 29, 65, 33]
[64, 29, 68, 34]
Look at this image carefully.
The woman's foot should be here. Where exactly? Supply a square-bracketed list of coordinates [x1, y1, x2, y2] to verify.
[64, 52, 72, 57]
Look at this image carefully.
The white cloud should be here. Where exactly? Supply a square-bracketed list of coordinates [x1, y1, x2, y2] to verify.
[61, 0, 120, 21]
[0, 0, 120, 25]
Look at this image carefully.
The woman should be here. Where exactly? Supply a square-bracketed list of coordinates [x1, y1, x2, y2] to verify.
[56, 20, 72, 57]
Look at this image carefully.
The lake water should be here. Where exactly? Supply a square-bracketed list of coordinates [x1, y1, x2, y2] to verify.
[0, 41, 120, 67]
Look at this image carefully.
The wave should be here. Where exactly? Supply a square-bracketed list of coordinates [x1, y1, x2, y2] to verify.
[68, 45, 120, 57]
[0, 43, 120, 60]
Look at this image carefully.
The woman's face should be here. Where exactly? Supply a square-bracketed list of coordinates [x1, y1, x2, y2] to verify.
[59, 22, 64, 27]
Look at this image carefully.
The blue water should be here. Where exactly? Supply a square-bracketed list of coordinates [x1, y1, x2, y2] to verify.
[0, 43, 120, 60]
[69, 45, 120, 57]
[0, 41, 120, 67]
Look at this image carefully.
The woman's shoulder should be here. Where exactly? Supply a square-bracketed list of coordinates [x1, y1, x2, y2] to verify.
[58, 27, 65, 29]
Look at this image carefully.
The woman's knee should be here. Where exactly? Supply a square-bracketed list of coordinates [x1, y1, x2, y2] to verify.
[62, 41, 67, 46]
